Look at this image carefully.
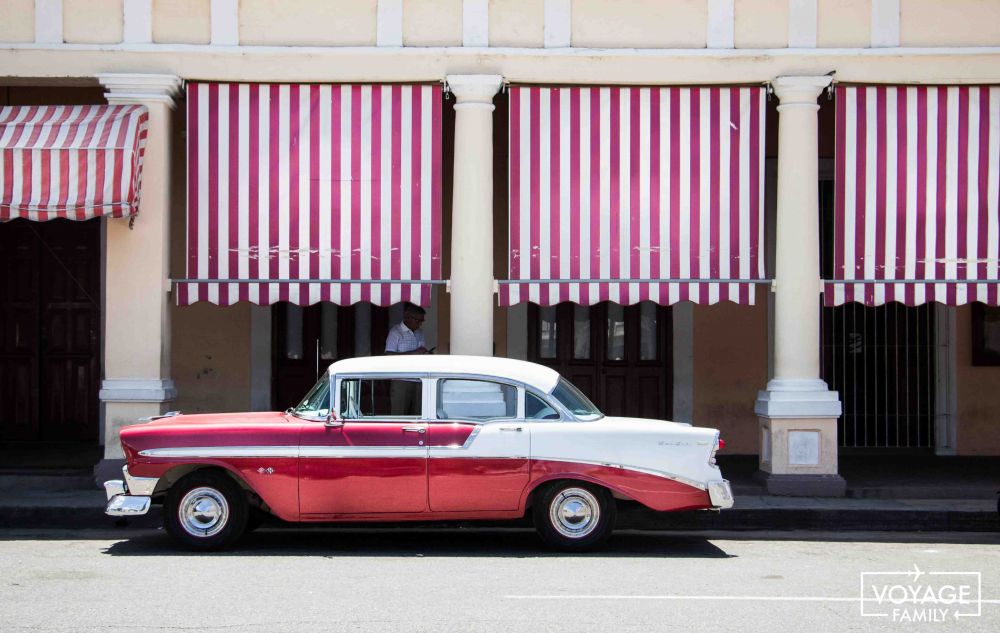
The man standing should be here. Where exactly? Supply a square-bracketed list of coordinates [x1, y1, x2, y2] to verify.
[385, 303, 429, 415]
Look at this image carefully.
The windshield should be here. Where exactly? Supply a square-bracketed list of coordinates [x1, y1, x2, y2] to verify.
[292, 375, 331, 419]
[550, 378, 603, 421]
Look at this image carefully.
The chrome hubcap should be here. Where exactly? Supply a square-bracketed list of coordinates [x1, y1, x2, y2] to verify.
[178, 487, 229, 538]
[549, 487, 600, 539]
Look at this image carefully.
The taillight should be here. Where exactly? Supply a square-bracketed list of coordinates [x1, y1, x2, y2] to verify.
[709, 433, 723, 465]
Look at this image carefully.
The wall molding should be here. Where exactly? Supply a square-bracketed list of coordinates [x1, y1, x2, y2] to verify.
[871, 0, 900, 48]
[543, 0, 571, 48]
[707, 0, 735, 49]
[210, 0, 239, 46]
[376, 0, 403, 47]
[5, 45, 1000, 87]
[463, 0, 489, 47]
[34, 0, 63, 44]
[100, 379, 177, 402]
[123, 0, 152, 44]
[788, 0, 817, 48]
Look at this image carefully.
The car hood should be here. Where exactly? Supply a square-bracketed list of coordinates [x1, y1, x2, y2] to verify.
[136, 411, 291, 428]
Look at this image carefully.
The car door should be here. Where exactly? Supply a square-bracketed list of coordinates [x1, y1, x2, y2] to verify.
[427, 378, 530, 512]
[299, 376, 428, 516]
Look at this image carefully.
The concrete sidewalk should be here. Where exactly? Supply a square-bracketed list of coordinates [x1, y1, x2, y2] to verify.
[0, 475, 996, 533]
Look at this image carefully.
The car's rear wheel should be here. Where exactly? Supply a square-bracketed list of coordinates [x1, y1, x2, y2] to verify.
[532, 482, 616, 551]
[164, 471, 248, 551]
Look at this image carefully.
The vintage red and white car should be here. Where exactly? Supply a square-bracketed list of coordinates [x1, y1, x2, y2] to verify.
[105, 355, 733, 550]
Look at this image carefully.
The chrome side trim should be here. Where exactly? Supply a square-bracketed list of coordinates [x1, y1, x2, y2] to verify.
[135, 445, 700, 488]
[531, 456, 708, 491]
[139, 446, 300, 458]
[122, 466, 159, 496]
[427, 454, 529, 459]
[139, 445, 431, 459]
[299, 446, 427, 458]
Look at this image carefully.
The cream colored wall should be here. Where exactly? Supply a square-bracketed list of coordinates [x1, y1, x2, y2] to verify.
[0, 0, 34, 42]
[955, 306, 1000, 456]
[240, 0, 377, 46]
[817, 0, 870, 48]
[64, 0, 123, 44]
[171, 303, 254, 413]
[572, 0, 708, 48]
[734, 0, 788, 48]
[692, 291, 769, 454]
[6, 0, 1000, 49]
[900, 0, 1000, 47]
[490, 0, 544, 47]
[403, 0, 463, 46]
[153, 0, 210, 44]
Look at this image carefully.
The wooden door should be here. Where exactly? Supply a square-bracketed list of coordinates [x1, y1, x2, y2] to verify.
[528, 302, 672, 420]
[0, 219, 101, 442]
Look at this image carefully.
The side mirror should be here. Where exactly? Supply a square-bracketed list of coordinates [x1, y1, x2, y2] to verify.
[324, 411, 344, 428]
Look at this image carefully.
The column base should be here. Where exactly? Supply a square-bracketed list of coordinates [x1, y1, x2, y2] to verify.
[753, 471, 847, 497]
[755, 382, 844, 497]
[100, 380, 176, 466]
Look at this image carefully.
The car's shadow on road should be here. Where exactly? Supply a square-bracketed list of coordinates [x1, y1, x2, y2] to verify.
[99, 527, 736, 559]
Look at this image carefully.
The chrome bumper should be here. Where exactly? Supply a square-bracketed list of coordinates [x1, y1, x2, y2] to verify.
[707, 480, 734, 509]
[104, 467, 159, 517]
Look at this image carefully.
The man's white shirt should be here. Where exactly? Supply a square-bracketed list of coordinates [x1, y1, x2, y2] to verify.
[385, 322, 426, 353]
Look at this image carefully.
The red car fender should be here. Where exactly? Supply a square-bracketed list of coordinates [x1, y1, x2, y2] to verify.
[521, 459, 712, 513]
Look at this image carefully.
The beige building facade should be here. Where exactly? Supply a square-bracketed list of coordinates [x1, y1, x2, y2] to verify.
[1, 0, 999, 493]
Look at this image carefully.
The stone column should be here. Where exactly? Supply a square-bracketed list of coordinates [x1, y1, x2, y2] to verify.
[754, 76, 845, 496]
[95, 74, 182, 483]
[446, 75, 503, 356]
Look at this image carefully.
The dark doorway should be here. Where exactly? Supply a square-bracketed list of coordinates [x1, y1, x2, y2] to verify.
[822, 303, 936, 450]
[528, 302, 672, 420]
[819, 179, 937, 450]
[271, 303, 393, 411]
[0, 219, 101, 442]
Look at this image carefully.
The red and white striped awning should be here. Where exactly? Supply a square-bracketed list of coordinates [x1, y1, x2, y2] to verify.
[826, 85, 1000, 306]
[500, 86, 767, 306]
[176, 82, 443, 307]
[0, 105, 148, 221]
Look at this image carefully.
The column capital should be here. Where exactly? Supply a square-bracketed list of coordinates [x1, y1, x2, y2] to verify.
[446, 75, 504, 108]
[97, 73, 183, 109]
[771, 75, 832, 107]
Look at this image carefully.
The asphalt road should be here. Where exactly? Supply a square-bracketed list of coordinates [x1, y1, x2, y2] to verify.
[1, 528, 998, 632]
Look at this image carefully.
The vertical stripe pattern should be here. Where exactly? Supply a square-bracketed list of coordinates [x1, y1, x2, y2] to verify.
[501, 86, 766, 306]
[177, 83, 443, 307]
[828, 85, 1000, 307]
[0, 105, 148, 221]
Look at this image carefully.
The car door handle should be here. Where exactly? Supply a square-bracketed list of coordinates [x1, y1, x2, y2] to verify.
[401, 426, 426, 434]
[499, 426, 523, 432]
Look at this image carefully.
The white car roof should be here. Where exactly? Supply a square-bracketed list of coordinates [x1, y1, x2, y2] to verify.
[327, 355, 562, 393]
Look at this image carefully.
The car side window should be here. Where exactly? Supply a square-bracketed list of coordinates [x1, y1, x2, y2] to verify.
[437, 379, 516, 421]
[339, 378, 423, 419]
[525, 391, 560, 420]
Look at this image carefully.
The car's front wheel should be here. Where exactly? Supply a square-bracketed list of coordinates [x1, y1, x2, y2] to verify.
[164, 471, 248, 551]
[532, 482, 616, 551]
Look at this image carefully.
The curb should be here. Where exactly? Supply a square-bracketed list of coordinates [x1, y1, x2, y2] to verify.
[1, 503, 996, 533]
